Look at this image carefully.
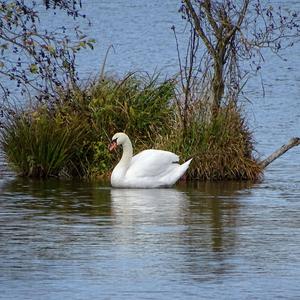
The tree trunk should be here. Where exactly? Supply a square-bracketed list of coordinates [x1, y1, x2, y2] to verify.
[210, 43, 227, 116]
[260, 137, 300, 169]
[212, 66, 224, 109]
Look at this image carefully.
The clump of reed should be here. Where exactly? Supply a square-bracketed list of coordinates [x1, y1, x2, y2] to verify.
[0, 107, 90, 177]
[83, 73, 175, 177]
[0, 73, 175, 178]
[1, 71, 262, 181]
[156, 104, 261, 181]
[87, 73, 174, 142]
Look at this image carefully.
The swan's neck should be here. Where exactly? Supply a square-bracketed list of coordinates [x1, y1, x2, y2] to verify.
[112, 138, 133, 179]
[119, 139, 133, 167]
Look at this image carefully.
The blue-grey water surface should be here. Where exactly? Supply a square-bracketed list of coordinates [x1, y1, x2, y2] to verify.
[0, 1, 300, 299]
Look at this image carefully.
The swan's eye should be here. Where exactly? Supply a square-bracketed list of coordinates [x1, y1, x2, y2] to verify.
[112, 138, 117, 143]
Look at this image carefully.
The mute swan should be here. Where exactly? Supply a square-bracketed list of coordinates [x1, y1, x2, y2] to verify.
[109, 133, 192, 188]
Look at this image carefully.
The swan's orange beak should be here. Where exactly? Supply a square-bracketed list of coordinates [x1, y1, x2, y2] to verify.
[108, 140, 118, 152]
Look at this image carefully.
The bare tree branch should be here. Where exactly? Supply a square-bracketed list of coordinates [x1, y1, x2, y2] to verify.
[183, 0, 215, 56]
[225, 0, 250, 43]
[260, 137, 300, 169]
[202, 1, 220, 37]
[180, 0, 299, 117]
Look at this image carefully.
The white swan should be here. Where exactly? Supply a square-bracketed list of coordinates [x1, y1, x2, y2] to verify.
[109, 132, 192, 188]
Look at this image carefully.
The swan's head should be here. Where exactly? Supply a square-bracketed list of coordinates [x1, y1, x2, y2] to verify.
[109, 132, 129, 151]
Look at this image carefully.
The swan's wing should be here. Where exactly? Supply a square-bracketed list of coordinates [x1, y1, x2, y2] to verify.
[126, 149, 179, 178]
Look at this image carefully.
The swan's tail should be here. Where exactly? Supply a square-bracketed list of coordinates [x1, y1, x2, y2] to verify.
[160, 158, 193, 187]
[180, 158, 193, 175]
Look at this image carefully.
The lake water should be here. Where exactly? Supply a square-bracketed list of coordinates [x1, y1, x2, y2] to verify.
[1, 1, 300, 299]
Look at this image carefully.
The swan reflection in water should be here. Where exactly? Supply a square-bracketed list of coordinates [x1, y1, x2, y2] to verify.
[110, 186, 241, 279]
[111, 188, 188, 227]
[110, 188, 190, 277]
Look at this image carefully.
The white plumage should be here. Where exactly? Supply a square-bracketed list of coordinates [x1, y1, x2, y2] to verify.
[109, 133, 192, 188]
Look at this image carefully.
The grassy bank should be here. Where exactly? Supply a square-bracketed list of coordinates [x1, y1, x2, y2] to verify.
[0, 73, 261, 181]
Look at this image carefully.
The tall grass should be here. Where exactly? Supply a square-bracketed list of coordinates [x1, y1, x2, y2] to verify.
[1, 108, 89, 177]
[1, 73, 176, 178]
[71, 73, 176, 177]
[87, 73, 175, 143]
[156, 104, 261, 180]
[1, 72, 262, 181]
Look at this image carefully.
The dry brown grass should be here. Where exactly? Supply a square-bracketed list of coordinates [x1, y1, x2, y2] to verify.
[156, 104, 262, 181]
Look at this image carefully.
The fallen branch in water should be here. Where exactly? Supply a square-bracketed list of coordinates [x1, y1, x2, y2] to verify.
[260, 137, 300, 169]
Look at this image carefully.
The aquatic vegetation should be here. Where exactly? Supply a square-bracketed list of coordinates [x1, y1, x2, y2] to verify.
[87, 73, 175, 144]
[0, 109, 89, 177]
[0, 72, 261, 180]
[0, 73, 176, 178]
[83, 73, 176, 177]
[157, 104, 261, 180]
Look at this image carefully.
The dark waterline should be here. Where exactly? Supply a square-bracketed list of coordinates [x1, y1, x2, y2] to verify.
[1, 0, 300, 299]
